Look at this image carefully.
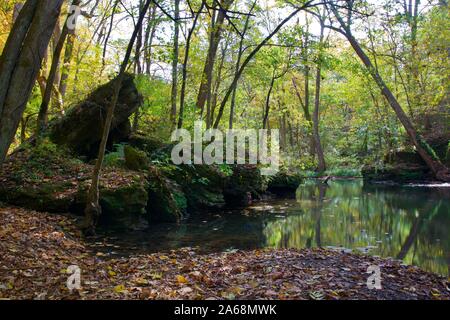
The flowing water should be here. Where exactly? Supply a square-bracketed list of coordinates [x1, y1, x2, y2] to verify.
[97, 179, 450, 276]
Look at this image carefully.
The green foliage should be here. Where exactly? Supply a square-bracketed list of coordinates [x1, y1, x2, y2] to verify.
[218, 163, 233, 177]
[104, 144, 126, 168]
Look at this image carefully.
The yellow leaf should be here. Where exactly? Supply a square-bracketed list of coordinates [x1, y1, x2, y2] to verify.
[176, 275, 188, 284]
[150, 272, 163, 280]
[114, 284, 126, 293]
[135, 277, 148, 285]
[108, 270, 117, 277]
[159, 255, 169, 260]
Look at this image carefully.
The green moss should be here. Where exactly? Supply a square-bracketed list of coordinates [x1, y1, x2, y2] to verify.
[100, 184, 148, 216]
[124, 145, 150, 171]
[268, 171, 303, 194]
[75, 176, 149, 228]
[0, 181, 74, 213]
[162, 164, 226, 211]
[146, 167, 182, 223]
[418, 135, 440, 161]
[127, 134, 166, 156]
[224, 165, 267, 206]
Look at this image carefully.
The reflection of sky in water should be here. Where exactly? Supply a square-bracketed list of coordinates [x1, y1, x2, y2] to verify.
[98, 180, 450, 276]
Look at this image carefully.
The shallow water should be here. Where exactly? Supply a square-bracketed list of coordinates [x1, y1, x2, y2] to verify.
[97, 179, 450, 276]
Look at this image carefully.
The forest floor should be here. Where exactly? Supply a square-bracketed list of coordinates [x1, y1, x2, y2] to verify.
[0, 206, 449, 300]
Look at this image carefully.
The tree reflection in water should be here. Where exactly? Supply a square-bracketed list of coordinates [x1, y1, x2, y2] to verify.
[263, 180, 449, 276]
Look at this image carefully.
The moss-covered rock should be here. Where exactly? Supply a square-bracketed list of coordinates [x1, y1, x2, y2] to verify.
[146, 167, 183, 223]
[127, 134, 167, 156]
[76, 175, 148, 216]
[161, 164, 226, 211]
[0, 182, 75, 213]
[0, 145, 152, 229]
[48, 74, 143, 158]
[362, 163, 431, 182]
[224, 165, 267, 207]
[124, 145, 150, 171]
[267, 171, 303, 195]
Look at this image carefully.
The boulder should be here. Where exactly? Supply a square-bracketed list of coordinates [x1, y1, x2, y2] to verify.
[124, 145, 150, 171]
[224, 165, 267, 207]
[0, 144, 150, 230]
[267, 171, 303, 195]
[127, 134, 167, 156]
[161, 164, 226, 212]
[146, 167, 184, 223]
[48, 74, 143, 157]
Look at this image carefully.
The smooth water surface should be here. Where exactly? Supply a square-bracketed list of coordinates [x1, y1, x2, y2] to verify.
[98, 180, 450, 276]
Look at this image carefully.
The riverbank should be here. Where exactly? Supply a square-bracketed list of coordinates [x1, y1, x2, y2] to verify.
[1, 206, 448, 300]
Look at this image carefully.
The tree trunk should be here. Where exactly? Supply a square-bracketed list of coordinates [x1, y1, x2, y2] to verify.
[101, 0, 119, 73]
[59, 31, 76, 100]
[313, 21, 326, 173]
[263, 71, 276, 129]
[196, 0, 234, 111]
[37, 0, 81, 136]
[83, 0, 153, 235]
[292, 76, 315, 156]
[144, 4, 157, 75]
[0, 0, 38, 117]
[134, 0, 145, 75]
[0, 0, 64, 165]
[178, 1, 204, 129]
[170, 0, 180, 129]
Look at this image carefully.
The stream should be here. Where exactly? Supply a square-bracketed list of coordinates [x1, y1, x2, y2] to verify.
[95, 179, 450, 276]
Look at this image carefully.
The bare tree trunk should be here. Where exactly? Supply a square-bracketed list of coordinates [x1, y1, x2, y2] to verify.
[0, 0, 64, 164]
[37, 0, 81, 136]
[211, 38, 230, 126]
[196, 0, 234, 111]
[144, 4, 157, 75]
[50, 20, 62, 112]
[170, 0, 180, 129]
[59, 31, 76, 100]
[313, 20, 326, 173]
[101, 0, 119, 74]
[178, 1, 204, 129]
[263, 71, 276, 129]
[330, 4, 449, 181]
[12, 3, 24, 22]
[292, 77, 315, 156]
[83, 0, 153, 235]
[0, 0, 38, 117]
[134, 0, 145, 75]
